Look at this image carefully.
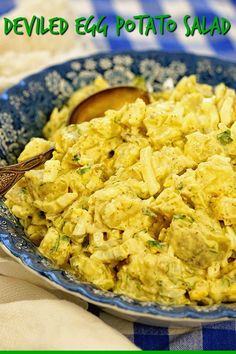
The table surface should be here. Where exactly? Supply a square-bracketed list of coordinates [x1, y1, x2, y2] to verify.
[1, 0, 236, 350]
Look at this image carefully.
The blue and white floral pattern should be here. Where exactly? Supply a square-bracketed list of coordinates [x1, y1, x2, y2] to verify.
[0, 50, 236, 322]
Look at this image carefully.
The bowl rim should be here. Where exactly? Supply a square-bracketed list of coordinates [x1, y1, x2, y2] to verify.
[0, 49, 236, 321]
[1, 49, 236, 97]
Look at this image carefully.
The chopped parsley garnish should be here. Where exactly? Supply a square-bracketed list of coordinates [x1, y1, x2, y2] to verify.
[146, 240, 163, 248]
[132, 76, 147, 90]
[177, 278, 193, 289]
[114, 116, 121, 124]
[52, 235, 69, 252]
[173, 214, 186, 220]
[173, 214, 194, 223]
[176, 182, 184, 191]
[52, 236, 60, 252]
[217, 130, 233, 145]
[77, 166, 91, 175]
[136, 281, 142, 290]
[209, 248, 218, 254]
[21, 187, 27, 194]
[72, 154, 80, 162]
[188, 216, 195, 223]
[142, 208, 157, 218]
[61, 235, 70, 242]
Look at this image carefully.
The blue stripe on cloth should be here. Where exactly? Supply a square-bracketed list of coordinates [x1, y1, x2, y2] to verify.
[203, 320, 235, 330]
[140, 0, 185, 52]
[91, 0, 132, 51]
[202, 323, 236, 350]
[0, 0, 15, 15]
[133, 323, 169, 350]
[191, 0, 235, 56]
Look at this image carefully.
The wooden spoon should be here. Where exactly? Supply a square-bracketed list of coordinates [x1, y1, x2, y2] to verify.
[69, 86, 150, 124]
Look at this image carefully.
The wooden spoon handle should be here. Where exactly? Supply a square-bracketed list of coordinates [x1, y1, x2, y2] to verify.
[0, 147, 54, 197]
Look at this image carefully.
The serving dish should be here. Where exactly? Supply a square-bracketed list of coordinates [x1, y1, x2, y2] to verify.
[0, 50, 236, 327]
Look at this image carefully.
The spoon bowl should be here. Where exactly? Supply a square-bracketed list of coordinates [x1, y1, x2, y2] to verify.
[69, 86, 150, 124]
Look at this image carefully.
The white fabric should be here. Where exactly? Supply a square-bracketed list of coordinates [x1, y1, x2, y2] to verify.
[0, 299, 135, 350]
[0, 0, 97, 92]
[0, 247, 138, 350]
[0, 0, 138, 349]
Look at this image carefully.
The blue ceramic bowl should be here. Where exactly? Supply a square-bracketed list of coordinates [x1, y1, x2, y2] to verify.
[1, 50, 236, 326]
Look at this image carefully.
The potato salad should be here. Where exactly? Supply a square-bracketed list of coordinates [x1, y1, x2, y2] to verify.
[5, 75, 236, 305]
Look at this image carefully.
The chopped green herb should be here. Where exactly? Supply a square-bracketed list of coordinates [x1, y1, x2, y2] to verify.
[52, 236, 60, 252]
[61, 235, 70, 242]
[52, 235, 69, 252]
[142, 208, 157, 218]
[21, 187, 27, 194]
[135, 229, 147, 236]
[173, 214, 194, 223]
[177, 279, 193, 289]
[114, 116, 121, 124]
[132, 76, 147, 90]
[72, 154, 80, 162]
[146, 240, 163, 249]
[209, 248, 218, 254]
[231, 250, 236, 258]
[136, 281, 142, 290]
[77, 166, 91, 175]
[221, 277, 230, 287]
[173, 214, 186, 220]
[176, 182, 184, 191]
[217, 130, 233, 145]
[61, 221, 66, 229]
